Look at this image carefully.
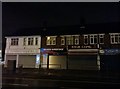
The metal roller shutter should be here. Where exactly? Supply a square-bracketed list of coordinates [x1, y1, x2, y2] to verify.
[18, 55, 36, 68]
[49, 55, 67, 69]
[68, 55, 97, 70]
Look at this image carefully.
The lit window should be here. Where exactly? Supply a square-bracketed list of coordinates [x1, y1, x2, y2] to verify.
[90, 34, 98, 44]
[11, 38, 19, 46]
[35, 37, 38, 45]
[66, 36, 73, 45]
[28, 38, 34, 45]
[61, 36, 65, 45]
[110, 33, 119, 44]
[46, 36, 56, 45]
[84, 35, 88, 45]
[99, 34, 104, 44]
[74, 36, 79, 45]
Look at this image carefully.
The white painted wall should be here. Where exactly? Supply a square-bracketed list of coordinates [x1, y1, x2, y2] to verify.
[4, 36, 41, 68]
[5, 36, 41, 54]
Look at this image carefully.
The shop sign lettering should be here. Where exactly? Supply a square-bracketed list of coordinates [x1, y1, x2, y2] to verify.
[71, 46, 92, 49]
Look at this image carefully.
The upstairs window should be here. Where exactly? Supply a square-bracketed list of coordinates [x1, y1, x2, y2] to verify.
[35, 37, 38, 45]
[110, 33, 120, 44]
[90, 34, 98, 44]
[119, 34, 120, 43]
[66, 36, 73, 45]
[84, 35, 88, 45]
[61, 36, 65, 45]
[46, 36, 56, 45]
[74, 36, 79, 45]
[28, 38, 34, 45]
[11, 38, 19, 46]
[99, 34, 104, 44]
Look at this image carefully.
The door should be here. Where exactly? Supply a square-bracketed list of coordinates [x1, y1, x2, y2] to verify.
[7, 60, 16, 71]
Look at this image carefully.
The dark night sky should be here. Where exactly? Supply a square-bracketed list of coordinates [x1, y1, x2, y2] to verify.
[1, 2, 120, 58]
[2, 2, 120, 36]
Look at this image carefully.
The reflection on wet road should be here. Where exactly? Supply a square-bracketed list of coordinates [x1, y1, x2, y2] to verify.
[2, 69, 120, 89]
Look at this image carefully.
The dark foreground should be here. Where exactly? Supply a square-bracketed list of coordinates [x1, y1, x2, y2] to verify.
[2, 68, 120, 89]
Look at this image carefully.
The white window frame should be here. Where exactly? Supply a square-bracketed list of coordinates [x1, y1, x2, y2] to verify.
[74, 36, 79, 45]
[28, 37, 34, 45]
[119, 34, 120, 43]
[11, 38, 19, 46]
[99, 34, 104, 44]
[84, 35, 88, 45]
[61, 36, 65, 45]
[110, 33, 119, 44]
[46, 36, 56, 45]
[90, 34, 98, 44]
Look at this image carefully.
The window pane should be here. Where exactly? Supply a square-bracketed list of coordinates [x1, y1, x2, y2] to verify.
[11, 38, 19, 46]
[61, 37, 65, 45]
[119, 35, 120, 43]
[115, 35, 118, 43]
[75, 36, 79, 45]
[46, 37, 56, 45]
[66, 36, 73, 45]
[46, 37, 50, 45]
[111, 37, 114, 43]
[28, 38, 33, 45]
[94, 38, 97, 44]
[75, 39, 79, 45]
[100, 38, 103, 44]
[35, 38, 38, 45]
[90, 38, 93, 44]
[99, 35, 104, 44]
[84, 35, 88, 45]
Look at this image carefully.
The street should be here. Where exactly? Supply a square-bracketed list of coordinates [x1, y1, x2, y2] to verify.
[2, 69, 120, 89]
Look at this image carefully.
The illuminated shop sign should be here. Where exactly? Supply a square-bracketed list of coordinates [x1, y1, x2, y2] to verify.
[40, 48, 67, 55]
[41, 48, 63, 51]
[43, 48, 63, 51]
[104, 49, 120, 55]
[40, 48, 64, 54]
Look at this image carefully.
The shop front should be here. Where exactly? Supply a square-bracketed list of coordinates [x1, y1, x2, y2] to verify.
[40, 48, 67, 69]
[68, 46, 99, 70]
[100, 49, 120, 72]
[40, 45, 101, 70]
